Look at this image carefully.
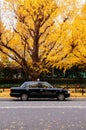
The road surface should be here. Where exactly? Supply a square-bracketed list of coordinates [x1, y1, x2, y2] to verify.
[0, 98, 86, 130]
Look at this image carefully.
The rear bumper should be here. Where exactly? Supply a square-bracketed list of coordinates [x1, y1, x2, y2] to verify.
[10, 93, 20, 98]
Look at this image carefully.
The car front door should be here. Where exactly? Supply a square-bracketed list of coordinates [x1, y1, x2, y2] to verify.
[27, 82, 40, 98]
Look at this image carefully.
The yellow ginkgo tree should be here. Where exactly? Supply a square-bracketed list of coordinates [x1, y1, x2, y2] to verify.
[0, 0, 60, 80]
[48, 2, 86, 71]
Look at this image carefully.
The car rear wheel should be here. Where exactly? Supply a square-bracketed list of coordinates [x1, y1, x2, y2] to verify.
[58, 93, 65, 101]
[21, 94, 28, 101]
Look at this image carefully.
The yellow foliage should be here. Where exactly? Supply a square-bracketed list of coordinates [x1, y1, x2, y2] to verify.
[0, 0, 86, 78]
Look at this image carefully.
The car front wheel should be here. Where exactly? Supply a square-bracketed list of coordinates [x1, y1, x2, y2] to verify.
[21, 94, 28, 101]
[58, 93, 65, 101]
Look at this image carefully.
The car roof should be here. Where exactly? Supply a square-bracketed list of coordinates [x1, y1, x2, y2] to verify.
[24, 81, 50, 85]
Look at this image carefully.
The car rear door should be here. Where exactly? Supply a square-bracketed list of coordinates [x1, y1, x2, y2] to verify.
[38, 82, 56, 98]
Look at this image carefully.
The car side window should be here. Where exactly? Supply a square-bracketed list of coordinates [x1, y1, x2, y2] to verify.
[41, 82, 53, 88]
[29, 83, 38, 88]
[38, 82, 48, 88]
[41, 83, 48, 88]
[38, 83, 42, 88]
[43, 85, 48, 88]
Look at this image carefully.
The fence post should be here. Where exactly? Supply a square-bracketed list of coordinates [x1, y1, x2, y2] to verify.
[81, 87, 84, 96]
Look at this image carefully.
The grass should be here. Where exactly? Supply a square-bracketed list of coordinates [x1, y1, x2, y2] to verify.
[0, 89, 86, 98]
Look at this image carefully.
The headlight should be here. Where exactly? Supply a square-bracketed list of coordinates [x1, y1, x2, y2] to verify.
[68, 90, 70, 94]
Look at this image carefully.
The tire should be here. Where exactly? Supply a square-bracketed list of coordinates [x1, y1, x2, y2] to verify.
[58, 93, 65, 101]
[21, 94, 28, 101]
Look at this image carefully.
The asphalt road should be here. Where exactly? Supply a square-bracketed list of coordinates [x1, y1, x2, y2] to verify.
[0, 98, 86, 130]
